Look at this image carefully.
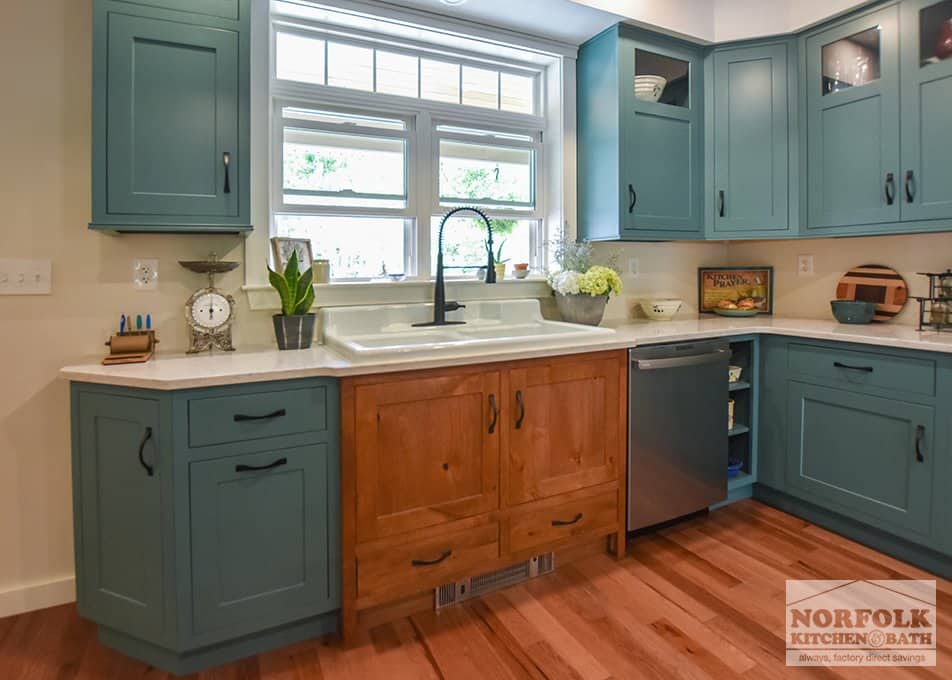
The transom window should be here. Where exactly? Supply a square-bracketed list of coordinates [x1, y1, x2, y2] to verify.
[270, 3, 551, 281]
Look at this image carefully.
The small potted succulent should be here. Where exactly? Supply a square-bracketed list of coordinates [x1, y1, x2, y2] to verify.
[548, 236, 622, 326]
[512, 262, 530, 279]
[268, 251, 317, 350]
[493, 240, 509, 280]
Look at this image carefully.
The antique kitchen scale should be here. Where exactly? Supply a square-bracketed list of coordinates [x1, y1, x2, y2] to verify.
[179, 255, 239, 353]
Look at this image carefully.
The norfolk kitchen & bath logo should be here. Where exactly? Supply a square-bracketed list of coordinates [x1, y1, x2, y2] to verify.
[786, 580, 936, 667]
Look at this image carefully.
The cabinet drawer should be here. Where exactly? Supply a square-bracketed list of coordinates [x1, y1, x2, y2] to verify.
[356, 521, 499, 606]
[787, 344, 935, 396]
[188, 386, 328, 448]
[508, 488, 619, 554]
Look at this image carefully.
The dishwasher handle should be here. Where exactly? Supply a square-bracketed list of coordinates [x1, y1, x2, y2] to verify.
[632, 349, 729, 371]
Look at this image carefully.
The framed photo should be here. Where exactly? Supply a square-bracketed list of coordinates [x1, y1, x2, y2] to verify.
[270, 237, 313, 270]
[698, 266, 774, 314]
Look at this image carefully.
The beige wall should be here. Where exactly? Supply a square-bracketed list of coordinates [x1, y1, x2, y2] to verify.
[728, 232, 952, 326]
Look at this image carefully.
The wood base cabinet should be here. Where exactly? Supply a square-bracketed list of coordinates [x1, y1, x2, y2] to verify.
[340, 351, 628, 641]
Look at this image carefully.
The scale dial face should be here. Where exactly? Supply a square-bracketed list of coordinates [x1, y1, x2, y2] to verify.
[189, 291, 232, 330]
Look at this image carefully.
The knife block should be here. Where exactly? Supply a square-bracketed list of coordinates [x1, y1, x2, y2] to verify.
[103, 331, 158, 365]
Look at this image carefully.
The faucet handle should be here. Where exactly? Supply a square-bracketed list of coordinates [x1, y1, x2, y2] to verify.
[445, 301, 466, 312]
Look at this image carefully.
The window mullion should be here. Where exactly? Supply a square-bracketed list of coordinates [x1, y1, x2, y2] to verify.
[416, 111, 433, 280]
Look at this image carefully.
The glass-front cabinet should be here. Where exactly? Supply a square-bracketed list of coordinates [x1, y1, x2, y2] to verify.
[900, 0, 952, 221]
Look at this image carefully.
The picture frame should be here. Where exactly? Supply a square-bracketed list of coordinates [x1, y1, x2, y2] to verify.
[270, 237, 313, 270]
[698, 266, 774, 314]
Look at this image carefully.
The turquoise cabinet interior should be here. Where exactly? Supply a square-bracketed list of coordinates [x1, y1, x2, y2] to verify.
[91, 0, 250, 232]
[900, 0, 952, 222]
[785, 381, 935, 538]
[710, 42, 794, 237]
[577, 26, 704, 241]
[70, 378, 339, 674]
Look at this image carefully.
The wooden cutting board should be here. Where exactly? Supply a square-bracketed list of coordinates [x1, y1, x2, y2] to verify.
[835, 265, 908, 322]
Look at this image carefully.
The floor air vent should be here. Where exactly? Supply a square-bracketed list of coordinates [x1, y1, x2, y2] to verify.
[434, 553, 555, 610]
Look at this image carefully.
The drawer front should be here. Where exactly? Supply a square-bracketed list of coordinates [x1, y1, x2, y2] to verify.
[787, 343, 935, 397]
[356, 521, 499, 606]
[188, 385, 328, 448]
[508, 488, 619, 554]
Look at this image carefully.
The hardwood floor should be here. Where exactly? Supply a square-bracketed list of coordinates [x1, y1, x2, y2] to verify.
[1, 500, 948, 679]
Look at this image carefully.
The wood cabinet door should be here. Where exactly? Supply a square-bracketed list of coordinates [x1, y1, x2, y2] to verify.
[74, 392, 166, 641]
[805, 6, 901, 229]
[785, 381, 935, 539]
[353, 370, 501, 541]
[506, 354, 624, 505]
[900, 0, 952, 222]
[103, 12, 239, 219]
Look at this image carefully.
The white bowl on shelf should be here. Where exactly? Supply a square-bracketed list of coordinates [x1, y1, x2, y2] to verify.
[642, 298, 683, 320]
[634, 75, 667, 102]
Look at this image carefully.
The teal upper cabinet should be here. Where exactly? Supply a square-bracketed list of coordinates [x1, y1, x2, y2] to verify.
[805, 6, 902, 231]
[578, 26, 704, 241]
[900, 0, 952, 221]
[91, 0, 251, 232]
[710, 42, 794, 237]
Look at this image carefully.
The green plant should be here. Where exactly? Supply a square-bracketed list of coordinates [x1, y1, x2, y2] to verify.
[494, 239, 510, 264]
[268, 251, 315, 316]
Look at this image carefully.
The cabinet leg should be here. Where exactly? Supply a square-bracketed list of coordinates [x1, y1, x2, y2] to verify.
[608, 528, 627, 559]
[339, 608, 358, 648]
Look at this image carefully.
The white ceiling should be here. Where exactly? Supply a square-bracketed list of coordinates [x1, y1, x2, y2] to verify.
[379, 0, 872, 45]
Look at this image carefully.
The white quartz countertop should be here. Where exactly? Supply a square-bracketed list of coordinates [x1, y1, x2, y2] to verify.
[60, 317, 952, 390]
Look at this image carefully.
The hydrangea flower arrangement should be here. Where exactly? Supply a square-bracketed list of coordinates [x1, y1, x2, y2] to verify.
[547, 236, 623, 298]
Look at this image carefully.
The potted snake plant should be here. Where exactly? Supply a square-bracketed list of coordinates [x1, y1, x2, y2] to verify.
[268, 251, 317, 350]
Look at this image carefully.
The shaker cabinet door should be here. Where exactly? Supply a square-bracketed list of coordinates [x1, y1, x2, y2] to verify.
[805, 7, 901, 230]
[103, 13, 239, 219]
[74, 393, 166, 641]
[900, 0, 952, 222]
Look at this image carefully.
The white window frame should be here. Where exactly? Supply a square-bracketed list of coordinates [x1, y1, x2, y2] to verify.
[269, 15, 550, 282]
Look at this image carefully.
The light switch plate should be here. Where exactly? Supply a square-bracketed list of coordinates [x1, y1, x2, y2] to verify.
[798, 254, 815, 277]
[0, 259, 52, 295]
[134, 259, 159, 291]
[628, 258, 640, 277]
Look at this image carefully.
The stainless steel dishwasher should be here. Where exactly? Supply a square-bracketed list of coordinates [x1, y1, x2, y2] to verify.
[628, 339, 729, 531]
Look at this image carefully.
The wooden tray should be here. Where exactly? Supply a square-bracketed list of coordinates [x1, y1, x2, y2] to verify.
[835, 265, 908, 322]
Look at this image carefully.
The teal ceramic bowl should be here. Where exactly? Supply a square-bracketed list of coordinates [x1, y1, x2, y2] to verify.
[831, 300, 877, 324]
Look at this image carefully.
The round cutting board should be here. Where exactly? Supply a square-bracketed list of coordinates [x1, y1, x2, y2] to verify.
[835, 264, 908, 322]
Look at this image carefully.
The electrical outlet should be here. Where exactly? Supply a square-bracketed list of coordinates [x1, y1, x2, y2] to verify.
[798, 254, 815, 277]
[134, 259, 159, 290]
[628, 258, 640, 277]
[0, 259, 52, 295]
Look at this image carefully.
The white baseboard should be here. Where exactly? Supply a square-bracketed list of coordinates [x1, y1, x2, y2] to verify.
[0, 576, 76, 618]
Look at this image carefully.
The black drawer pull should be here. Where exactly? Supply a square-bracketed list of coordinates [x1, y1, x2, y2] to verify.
[718, 190, 725, 218]
[488, 394, 498, 434]
[551, 513, 583, 527]
[884, 172, 895, 206]
[915, 425, 925, 463]
[411, 550, 452, 567]
[833, 361, 874, 373]
[235, 457, 287, 473]
[515, 390, 525, 429]
[905, 170, 915, 203]
[223, 152, 231, 194]
[138, 426, 154, 477]
[628, 184, 637, 213]
[234, 408, 287, 422]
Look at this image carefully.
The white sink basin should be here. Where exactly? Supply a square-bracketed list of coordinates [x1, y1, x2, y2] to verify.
[321, 300, 614, 358]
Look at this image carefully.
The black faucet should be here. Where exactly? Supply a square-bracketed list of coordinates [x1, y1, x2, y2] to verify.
[413, 206, 496, 327]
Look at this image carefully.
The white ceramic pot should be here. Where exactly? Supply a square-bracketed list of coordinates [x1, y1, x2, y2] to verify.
[642, 298, 683, 321]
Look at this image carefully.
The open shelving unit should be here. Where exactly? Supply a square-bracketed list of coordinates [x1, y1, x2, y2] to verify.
[722, 336, 759, 505]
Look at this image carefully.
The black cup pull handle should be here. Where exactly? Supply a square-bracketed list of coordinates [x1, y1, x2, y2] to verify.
[628, 184, 636, 213]
[138, 426, 154, 477]
[236, 457, 288, 473]
[884, 172, 895, 205]
[515, 390, 525, 429]
[234, 409, 287, 422]
[411, 550, 452, 567]
[488, 394, 498, 434]
[718, 190, 725, 218]
[905, 170, 915, 203]
[223, 152, 231, 194]
[833, 361, 874, 373]
[915, 425, 925, 463]
[552, 513, 583, 527]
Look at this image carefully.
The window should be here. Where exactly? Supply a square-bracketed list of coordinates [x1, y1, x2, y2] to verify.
[270, 4, 554, 281]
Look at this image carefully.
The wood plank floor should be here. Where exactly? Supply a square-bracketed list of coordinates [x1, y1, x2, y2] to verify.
[1, 500, 949, 679]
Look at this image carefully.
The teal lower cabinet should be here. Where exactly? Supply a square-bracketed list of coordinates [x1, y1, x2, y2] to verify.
[70, 379, 340, 675]
[753, 336, 952, 577]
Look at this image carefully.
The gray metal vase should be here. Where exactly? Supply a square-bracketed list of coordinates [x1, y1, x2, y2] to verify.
[555, 293, 609, 326]
[273, 313, 316, 350]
